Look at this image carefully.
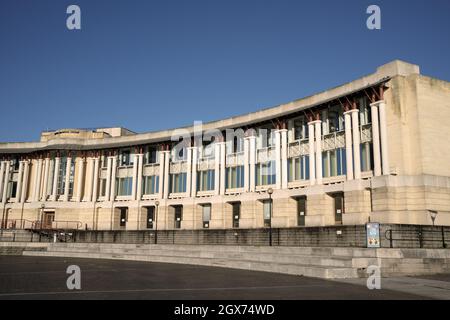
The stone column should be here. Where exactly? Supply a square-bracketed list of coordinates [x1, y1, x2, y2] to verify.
[92, 157, 100, 202]
[274, 130, 282, 189]
[158, 151, 165, 199]
[1, 161, 11, 204]
[344, 111, 354, 180]
[41, 158, 50, 201]
[350, 109, 361, 179]
[15, 161, 24, 203]
[308, 122, 316, 185]
[370, 102, 382, 176]
[243, 138, 250, 192]
[76, 157, 84, 202]
[191, 147, 198, 197]
[34, 159, 43, 202]
[163, 151, 170, 199]
[136, 154, 143, 200]
[185, 148, 192, 197]
[85, 158, 94, 202]
[378, 100, 390, 175]
[219, 142, 226, 195]
[109, 156, 118, 202]
[280, 129, 288, 189]
[214, 144, 220, 195]
[21, 161, 30, 204]
[51, 157, 60, 201]
[105, 157, 112, 201]
[314, 120, 323, 185]
[249, 136, 256, 192]
[0, 162, 5, 202]
[63, 157, 72, 202]
[131, 154, 139, 200]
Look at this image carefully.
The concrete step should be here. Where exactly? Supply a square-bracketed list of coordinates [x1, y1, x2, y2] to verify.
[45, 245, 355, 267]
[23, 250, 358, 279]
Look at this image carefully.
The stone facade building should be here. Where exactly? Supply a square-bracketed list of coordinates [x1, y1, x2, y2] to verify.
[1, 60, 449, 230]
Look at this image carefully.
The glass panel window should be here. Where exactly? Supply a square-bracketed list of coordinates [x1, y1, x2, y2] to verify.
[225, 166, 244, 189]
[288, 155, 310, 182]
[119, 149, 134, 167]
[169, 173, 187, 193]
[116, 177, 133, 196]
[256, 161, 276, 186]
[360, 142, 373, 172]
[143, 175, 159, 195]
[144, 146, 158, 164]
[197, 170, 215, 192]
[322, 148, 346, 178]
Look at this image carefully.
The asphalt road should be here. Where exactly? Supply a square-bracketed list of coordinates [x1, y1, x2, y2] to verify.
[0, 256, 427, 300]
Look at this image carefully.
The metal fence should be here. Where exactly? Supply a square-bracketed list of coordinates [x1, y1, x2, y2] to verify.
[1, 224, 449, 248]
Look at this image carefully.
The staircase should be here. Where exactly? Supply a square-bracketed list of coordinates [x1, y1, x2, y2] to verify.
[21, 243, 450, 279]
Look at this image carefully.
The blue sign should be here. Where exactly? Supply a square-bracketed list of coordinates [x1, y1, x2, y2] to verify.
[366, 222, 380, 248]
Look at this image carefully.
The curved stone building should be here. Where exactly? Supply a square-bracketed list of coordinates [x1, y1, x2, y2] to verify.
[1, 60, 450, 230]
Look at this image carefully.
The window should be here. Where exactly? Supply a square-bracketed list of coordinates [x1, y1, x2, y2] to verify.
[100, 178, 107, 197]
[359, 97, 371, 126]
[119, 149, 133, 167]
[293, 117, 308, 140]
[202, 204, 211, 228]
[144, 146, 158, 164]
[322, 148, 346, 178]
[172, 145, 187, 162]
[8, 181, 17, 199]
[225, 166, 244, 189]
[257, 126, 275, 148]
[57, 157, 74, 196]
[263, 200, 272, 227]
[169, 173, 187, 193]
[233, 136, 244, 153]
[360, 143, 373, 172]
[116, 177, 133, 196]
[143, 175, 159, 195]
[232, 202, 240, 228]
[197, 170, 215, 192]
[202, 140, 214, 158]
[256, 161, 276, 186]
[288, 156, 310, 182]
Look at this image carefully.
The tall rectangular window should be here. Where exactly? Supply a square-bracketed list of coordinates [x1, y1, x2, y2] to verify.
[360, 143, 373, 172]
[225, 166, 244, 189]
[288, 155, 310, 182]
[119, 149, 134, 167]
[100, 178, 107, 197]
[116, 177, 133, 196]
[256, 161, 276, 186]
[144, 146, 158, 164]
[169, 173, 187, 193]
[197, 170, 215, 191]
[322, 148, 346, 178]
[143, 175, 159, 195]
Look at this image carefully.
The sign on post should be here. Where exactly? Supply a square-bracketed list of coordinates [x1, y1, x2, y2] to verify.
[366, 222, 381, 248]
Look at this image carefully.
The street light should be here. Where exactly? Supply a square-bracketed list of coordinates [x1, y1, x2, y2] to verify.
[267, 187, 274, 246]
[154, 200, 160, 244]
[40, 203, 45, 229]
[428, 210, 438, 227]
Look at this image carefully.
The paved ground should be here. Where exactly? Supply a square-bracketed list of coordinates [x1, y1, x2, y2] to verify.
[0, 256, 441, 300]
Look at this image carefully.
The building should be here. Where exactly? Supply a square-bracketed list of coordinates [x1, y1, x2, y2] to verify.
[1, 60, 450, 231]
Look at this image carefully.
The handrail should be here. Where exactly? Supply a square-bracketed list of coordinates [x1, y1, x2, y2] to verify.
[385, 227, 448, 248]
[0, 219, 35, 230]
[31, 220, 83, 230]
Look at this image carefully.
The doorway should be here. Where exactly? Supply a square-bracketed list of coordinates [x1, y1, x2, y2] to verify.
[146, 206, 155, 229]
[43, 211, 55, 229]
[332, 193, 344, 225]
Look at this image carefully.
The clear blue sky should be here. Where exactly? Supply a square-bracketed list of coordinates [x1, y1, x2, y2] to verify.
[1, 0, 449, 142]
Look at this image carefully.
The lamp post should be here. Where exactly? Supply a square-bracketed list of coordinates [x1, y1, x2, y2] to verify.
[267, 187, 273, 246]
[40, 203, 45, 229]
[428, 210, 438, 227]
[154, 200, 159, 244]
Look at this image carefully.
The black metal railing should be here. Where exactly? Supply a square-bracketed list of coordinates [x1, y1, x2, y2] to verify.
[385, 226, 449, 248]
